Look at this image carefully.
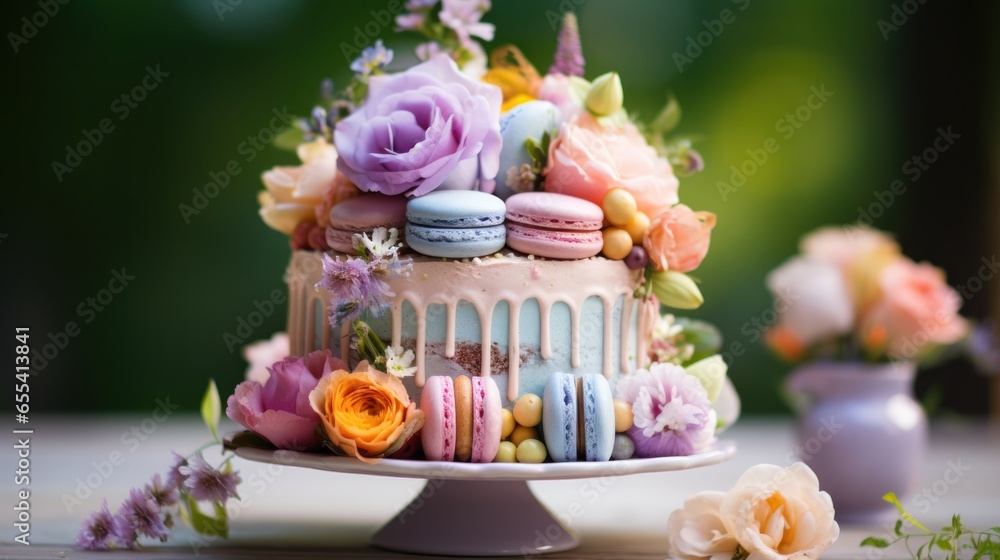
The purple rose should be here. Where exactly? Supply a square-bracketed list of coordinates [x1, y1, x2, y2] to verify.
[334, 55, 502, 196]
[226, 350, 347, 451]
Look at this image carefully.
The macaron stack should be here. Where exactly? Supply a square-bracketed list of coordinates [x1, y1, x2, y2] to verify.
[420, 374, 503, 462]
[326, 193, 408, 253]
[405, 191, 507, 258]
[542, 373, 616, 462]
[504, 192, 605, 259]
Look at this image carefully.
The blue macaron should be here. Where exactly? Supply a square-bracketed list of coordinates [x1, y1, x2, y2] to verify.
[405, 191, 507, 258]
[542, 373, 615, 462]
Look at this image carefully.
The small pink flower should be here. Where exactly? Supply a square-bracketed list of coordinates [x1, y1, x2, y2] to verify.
[544, 113, 679, 219]
[227, 349, 347, 450]
[242, 332, 290, 385]
[439, 0, 494, 45]
[642, 204, 716, 273]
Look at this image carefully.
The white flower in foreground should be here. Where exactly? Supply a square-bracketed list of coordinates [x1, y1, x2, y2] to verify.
[720, 462, 839, 560]
[385, 346, 417, 378]
[354, 227, 401, 260]
[667, 491, 738, 560]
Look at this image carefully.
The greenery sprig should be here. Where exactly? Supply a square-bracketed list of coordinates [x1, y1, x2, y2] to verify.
[862, 493, 1000, 560]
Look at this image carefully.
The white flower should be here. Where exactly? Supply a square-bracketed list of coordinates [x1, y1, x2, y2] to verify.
[720, 463, 839, 560]
[766, 256, 853, 345]
[667, 491, 738, 560]
[385, 346, 417, 378]
[354, 227, 402, 261]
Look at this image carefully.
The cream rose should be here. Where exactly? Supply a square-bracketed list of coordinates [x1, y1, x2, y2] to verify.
[720, 463, 839, 560]
[259, 138, 339, 234]
[667, 491, 738, 560]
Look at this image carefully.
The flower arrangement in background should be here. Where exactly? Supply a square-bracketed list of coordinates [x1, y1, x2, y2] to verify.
[765, 226, 972, 365]
[667, 462, 840, 560]
[77, 382, 240, 550]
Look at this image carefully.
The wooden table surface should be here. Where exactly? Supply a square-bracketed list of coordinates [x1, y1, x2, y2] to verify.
[3, 417, 998, 559]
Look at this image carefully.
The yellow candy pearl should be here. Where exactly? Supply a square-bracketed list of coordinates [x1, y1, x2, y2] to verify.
[509, 424, 539, 447]
[494, 441, 517, 462]
[602, 188, 637, 226]
[602, 227, 633, 260]
[501, 409, 516, 439]
[613, 398, 634, 432]
[624, 211, 650, 244]
[513, 394, 542, 427]
[516, 439, 548, 463]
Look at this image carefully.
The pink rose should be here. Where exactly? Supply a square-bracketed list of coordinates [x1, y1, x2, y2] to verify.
[642, 204, 716, 272]
[226, 350, 347, 451]
[543, 113, 679, 218]
[861, 258, 967, 359]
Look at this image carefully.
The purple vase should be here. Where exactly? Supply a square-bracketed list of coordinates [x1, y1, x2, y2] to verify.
[785, 361, 927, 525]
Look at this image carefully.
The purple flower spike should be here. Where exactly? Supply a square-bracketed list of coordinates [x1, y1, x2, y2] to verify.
[549, 12, 585, 77]
[178, 453, 241, 503]
[76, 499, 118, 550]
[116, 487, 168, 544]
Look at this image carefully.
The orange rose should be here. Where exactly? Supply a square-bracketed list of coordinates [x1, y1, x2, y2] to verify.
[642, 204, 717, 272]
[309, 361, 424, 464]
[861, 258, 967, 360]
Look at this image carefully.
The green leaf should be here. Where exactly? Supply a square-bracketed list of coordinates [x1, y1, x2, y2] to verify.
[861, 537, 891, 549]
[883, 492, 930, 532]
[937, 539, 953, 551]
[675, 318, 723, 363]
[650, 93, 681, 135]
[894, 519, 904, 537]
[273, 125, 305, 151]
[201, 379, 221, 443]
[183, 495, 228, 538]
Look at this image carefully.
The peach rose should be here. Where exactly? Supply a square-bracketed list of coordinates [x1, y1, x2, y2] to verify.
[720, 463, 839, 560]
[642, 204, 717, 272]
[308, 361, 424, 464]
[861, 258, 968, 359]
[544, 113, 679, 218]
[259, 138, 340, 234]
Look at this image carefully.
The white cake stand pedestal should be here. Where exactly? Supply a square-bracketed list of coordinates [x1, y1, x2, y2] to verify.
[231, 438, 736, 557]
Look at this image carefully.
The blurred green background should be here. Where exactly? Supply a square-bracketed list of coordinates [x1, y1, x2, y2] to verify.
[4, 0, 997, 415]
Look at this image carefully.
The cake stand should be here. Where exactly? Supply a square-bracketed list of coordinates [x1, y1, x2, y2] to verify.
[228, 434, 736, 557]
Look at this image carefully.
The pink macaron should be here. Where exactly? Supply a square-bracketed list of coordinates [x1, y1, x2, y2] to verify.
[420, 375, 502, 463]
[326, 193, 408, 253]
[504, 192, 604, 259]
